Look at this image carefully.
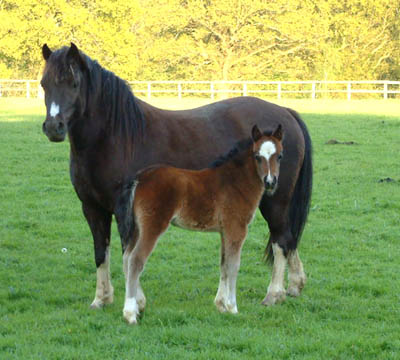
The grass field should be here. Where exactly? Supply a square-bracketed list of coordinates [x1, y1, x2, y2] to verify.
[0, 98, 399, 359]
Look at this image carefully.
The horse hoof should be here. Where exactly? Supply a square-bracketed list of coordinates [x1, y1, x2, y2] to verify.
[90, 299, 104, 309]
[226, 304, 238, 314]
[214, 298, 228, 313]
[137, 297, 146, 312]
[123, 298, 139, 324]
[123, 312, 138, 325]
[261, 291, 286, 306]
[287, 287, 301, 297]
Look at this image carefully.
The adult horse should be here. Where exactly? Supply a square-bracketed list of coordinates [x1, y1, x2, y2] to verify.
[41, 43, 312, 309]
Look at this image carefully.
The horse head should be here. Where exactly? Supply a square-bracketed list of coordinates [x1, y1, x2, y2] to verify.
[41, 43, 88, 142]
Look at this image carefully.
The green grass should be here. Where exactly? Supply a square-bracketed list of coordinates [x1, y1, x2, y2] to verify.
[0, 98, 399, 359]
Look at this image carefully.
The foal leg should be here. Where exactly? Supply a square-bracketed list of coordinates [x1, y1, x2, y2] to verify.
[123, 221, 168, 324]
[287, 249, 307, 297]
[123, 243, 146, 312]
[215, 229, 246, 314]
[215, 235, 229, 312]
[122, 227, 146, 312]
[82, 203, 114, 309]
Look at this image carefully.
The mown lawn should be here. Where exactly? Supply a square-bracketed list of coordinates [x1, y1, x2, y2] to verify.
[0, 98, 399, 359]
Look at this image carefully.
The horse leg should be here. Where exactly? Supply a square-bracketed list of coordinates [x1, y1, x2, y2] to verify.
[82, 203, 113, 309]
[215, 228, 246, 314]
[262, 242, 287, 306]
[287, 249, 307, 297]
[259, 198, 292, 306]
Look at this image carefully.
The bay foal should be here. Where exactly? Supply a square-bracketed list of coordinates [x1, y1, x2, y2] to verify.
[122, 124, 284, 324]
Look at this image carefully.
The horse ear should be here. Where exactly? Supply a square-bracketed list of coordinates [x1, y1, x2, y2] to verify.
[42, 44, 52, 61]
[67, 42, 87, 70]
[273, 124, 283, 140]
[251, 125, 262, 142]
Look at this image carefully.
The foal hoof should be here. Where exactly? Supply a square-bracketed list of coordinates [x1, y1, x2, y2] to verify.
[90, 293, 114, 309]
[261, 291, 286, 306]
[215, 299, 238, 314]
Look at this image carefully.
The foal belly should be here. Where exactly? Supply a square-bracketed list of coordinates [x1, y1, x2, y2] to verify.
[171, 212, 219, 233]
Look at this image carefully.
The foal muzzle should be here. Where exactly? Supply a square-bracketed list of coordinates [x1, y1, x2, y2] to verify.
[264, 176, 278, 195]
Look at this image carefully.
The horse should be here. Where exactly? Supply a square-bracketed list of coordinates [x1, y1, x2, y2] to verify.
[121, 124, 284, 324]
[40, 43, 312, 311]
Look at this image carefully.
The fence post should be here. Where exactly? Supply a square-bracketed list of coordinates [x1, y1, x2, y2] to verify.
[178, 82, 182, 99]
[312, 82, 316, 100]
[347, 82, 351, 100]
[243, 82, 247, 96]
[277, 82, 281, 100]
[210, 82, 215, 100]
[383, 81, 388, 100]
[26, 80, 30, 98]
[147, 82, 151, 99]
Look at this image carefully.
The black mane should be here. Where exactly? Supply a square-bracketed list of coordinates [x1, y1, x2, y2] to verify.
[49, 47, 145, 151]
[210, 129, 273, 168]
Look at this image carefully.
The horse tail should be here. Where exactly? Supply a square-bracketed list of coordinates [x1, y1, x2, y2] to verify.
[115, 179, 138, 253]
[266, 108, 313, 263]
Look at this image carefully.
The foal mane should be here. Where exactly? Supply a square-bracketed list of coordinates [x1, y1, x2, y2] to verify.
[48, 47, 145, 149]
[210, 129, 274, 168]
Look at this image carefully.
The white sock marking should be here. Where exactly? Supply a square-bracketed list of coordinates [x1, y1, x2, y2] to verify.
[268, 243, 286, 294]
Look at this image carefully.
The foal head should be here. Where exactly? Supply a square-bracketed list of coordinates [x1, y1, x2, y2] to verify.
[251, 124, 283, 196]
[41, 43, 88, 142]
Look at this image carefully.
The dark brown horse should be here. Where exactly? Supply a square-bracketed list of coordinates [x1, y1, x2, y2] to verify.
[122, 125, 283, 324]
[41, 43, 312, 310]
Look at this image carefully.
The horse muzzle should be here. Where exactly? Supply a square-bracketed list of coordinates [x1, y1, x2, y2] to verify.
[42, 117, 67, 142]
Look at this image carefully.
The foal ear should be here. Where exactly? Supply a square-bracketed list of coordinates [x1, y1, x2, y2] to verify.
[251, 125, 263, 142]
[273, 124, 283, 141]
[67, 42, 87, 70]
[42, 44, 52, 61]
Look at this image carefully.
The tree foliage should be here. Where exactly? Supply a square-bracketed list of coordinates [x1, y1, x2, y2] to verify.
[0, 0, 399, 80]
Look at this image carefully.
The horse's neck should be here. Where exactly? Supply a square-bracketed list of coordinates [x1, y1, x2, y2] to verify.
[68, 109, 108, 156]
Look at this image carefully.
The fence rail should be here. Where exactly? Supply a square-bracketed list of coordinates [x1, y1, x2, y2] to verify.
[1, 79, 400, 100]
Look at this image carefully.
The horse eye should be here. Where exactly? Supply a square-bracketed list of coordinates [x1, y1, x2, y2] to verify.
[255, 155, 262, 162]
[278, 153, 283, 161]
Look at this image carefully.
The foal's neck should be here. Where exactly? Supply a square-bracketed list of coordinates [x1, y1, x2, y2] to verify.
[219, 148, 264, 198]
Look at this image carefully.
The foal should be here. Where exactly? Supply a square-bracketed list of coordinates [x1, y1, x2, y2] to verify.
[123, 124, 284, 324]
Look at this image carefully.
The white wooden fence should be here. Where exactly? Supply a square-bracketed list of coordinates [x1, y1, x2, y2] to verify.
[1, 79, 399, 100]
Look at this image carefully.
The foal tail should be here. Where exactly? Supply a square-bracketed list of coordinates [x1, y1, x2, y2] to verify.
[266, 109, 313, 263]
[115, 179, 138, 252]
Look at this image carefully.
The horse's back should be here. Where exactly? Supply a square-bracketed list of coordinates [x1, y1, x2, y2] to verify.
[139, 97, 305, 172]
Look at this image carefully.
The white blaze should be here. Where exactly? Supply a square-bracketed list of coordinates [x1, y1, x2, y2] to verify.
[50, 102, 60, 118]
[259, 141, 276, 161]
[259, 141, 276, 182]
